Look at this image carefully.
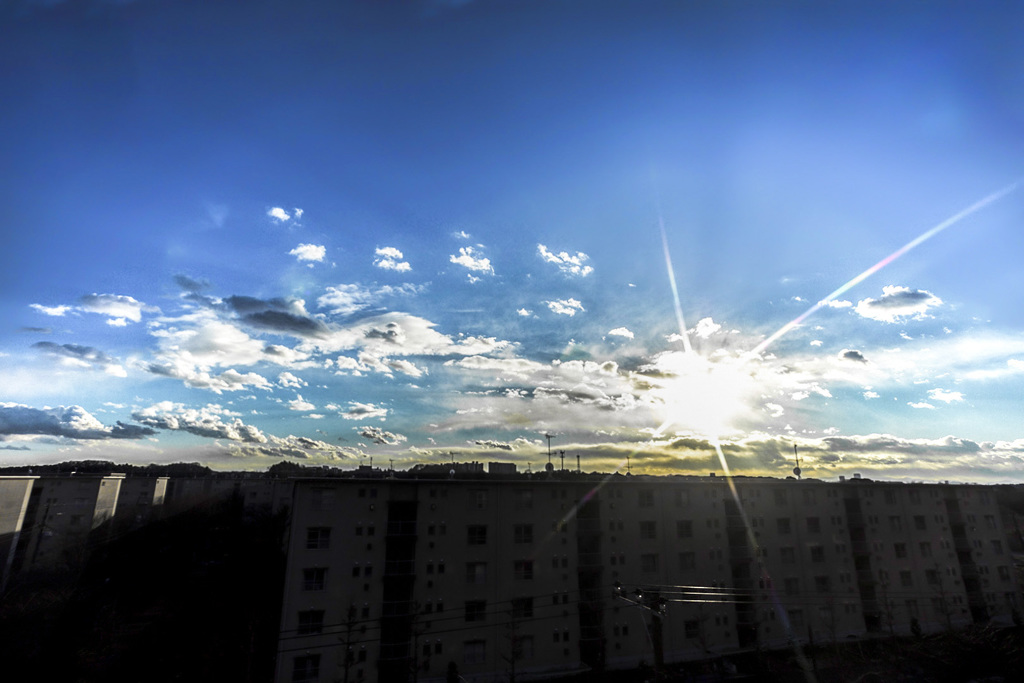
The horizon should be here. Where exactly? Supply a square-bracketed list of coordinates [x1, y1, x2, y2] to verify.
[2, 1, 1024, 483]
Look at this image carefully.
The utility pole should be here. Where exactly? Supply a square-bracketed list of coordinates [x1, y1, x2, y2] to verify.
[559, 450, 565, 472]
[614, 583, 666, 677]
[544, 434, 554, 465]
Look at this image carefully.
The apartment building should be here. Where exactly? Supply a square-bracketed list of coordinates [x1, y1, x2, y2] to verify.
[0, 476, 37, 591]
[276, 474, 1022, 683]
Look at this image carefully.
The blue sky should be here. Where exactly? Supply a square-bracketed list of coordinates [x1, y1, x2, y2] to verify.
[2, 0, 1023, 481]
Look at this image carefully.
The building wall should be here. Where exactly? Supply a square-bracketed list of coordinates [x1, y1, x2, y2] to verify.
[275, 476, 1024, 683]
[0, 476, 37, 591]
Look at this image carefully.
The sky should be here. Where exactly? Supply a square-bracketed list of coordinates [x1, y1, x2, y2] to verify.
[1, 0, 1023, 481]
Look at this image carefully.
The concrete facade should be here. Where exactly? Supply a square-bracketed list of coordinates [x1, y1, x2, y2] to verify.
[275, 475, 1023, 683]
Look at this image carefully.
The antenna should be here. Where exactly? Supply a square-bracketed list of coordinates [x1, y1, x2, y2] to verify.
[545, 433, 554, 464]
[559, 450, 565, 471]
[627, 454, 631, 475]
[576, 453, 580, 474]
[793, 444, 802, 480]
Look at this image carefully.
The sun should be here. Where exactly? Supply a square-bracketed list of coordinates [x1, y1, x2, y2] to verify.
[646, 350, 757, 438]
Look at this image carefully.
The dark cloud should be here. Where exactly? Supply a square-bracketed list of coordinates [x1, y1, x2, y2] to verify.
[475, 439, 513, 451]
[33, 341, 114, 364]
[0, 444, 31, 451]
[19, 327, 51, 334]
[0, 404, 154, 440]
[839, 349, 868, 363]
[174, 274, 211, 292]
[243, 310, 329, 337]
[365, 323, 402, 343]
[358, 426, 407, 446]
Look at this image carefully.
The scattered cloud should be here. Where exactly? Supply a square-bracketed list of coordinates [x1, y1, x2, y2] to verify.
[30, 303, 72, 317]
[374, 246, 411, 272]
[863, 390, 880, 399]
[450, 246, 494, 275]
[341, 402, 388, 420]
[288, 395, 316, 411]
[824, 299, 852, 309]
[79, 293, 158, 323]
[174, 274, 211, 292]
[537, 244, 593, 277]
[908, 401, 936, 409]
[608, 327, 634, 339]
[278, 372, 307, 388]
[268, 207, 291, 222]
[452, 230, 471, 240]
[357, 425, 407, 445]
[133, 402, 266, 442]
[855, 285, 942, 323]
[810, 340, 823, 347]
[545, 298, 584, 316]
[927, 388, 964, 403]
[289, 243, 326, 263]
[694, 317, 721, 339]
[517, 308, 532, 317]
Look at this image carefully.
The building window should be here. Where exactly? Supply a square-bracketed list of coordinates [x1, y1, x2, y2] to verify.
[894, 543, 907, 559]
[914, 515, 927, 531]
[784, 577, 799, 595]
[780, 547, 796, 564]
[888, 516, 902, 532]
[463, 639, 486, 664]
[292, 654, 320, 682]
[514, 489, 533, 510]
[809, 545, 825, 563]
[675, 490, 690, 506]
[676, 520, 693, 538]
[638, 489, 655, 507]
[814, 576, 830, 593]
[514, 560, 534, 580]
[467, 525, 487, 545]
[641, 553, 659, 573]
[774, 489, 787, 505]
[679, 551, 696, 570]
[900, 570, 913, 588]
[991, 540, 1004, 555]
[998, 566, 1011, 581]
[518, 635, 534, 660]
[465, 600, 487, 622]
[639, 521, 657, 539]
[466, 562, 487, 584]
[925, 569, 940, 586]
[514, 524, 533, 544]
[471, 489, 488, 510]
[684, 620, 700, 639]
[512, 597, 534, 619]
[302, 568, 327, 591]
[777, 518, 792, 534]
[305, 527, 331, 550]
[297, 610, 325, 635]
[919, 541, 932, 558]
[806, 517, 821, 533]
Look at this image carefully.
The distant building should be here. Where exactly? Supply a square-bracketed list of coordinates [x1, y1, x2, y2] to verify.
[275, 475, 1022, 683]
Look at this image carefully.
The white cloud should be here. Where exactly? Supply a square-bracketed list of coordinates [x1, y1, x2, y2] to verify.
[268, 207, 291, 222]
[289, 243, 326, 263]
[764, 403, 785, 417]
[288, 395, 316, 411]
[1, 403, 155, 441]
[106, 317, 129, 327]
[79, 293, 158, 323]
[342, 402, 388, 420]
[452, 230, 471, 240]
[608, 327, 634, 339]
[908, 401, 936, 410]
[30, 304, 72, 316]
[537, 244, 593, 277]
[133, 401, 266, 443]
[278, 372, 307, 388]
[293, 207, 304, 219]
[517, 308, 532, 317]
[863, 390, 880, 400]
[855, 285, 942, 323]
[450, 246, 494, 275]
[927, 388, 964, 403]
[694, 317, 721, 339]
[824, 299, 853, 309]
[317, 283, 423, 316]
[545, 298, 584, 316]
[810, 340, 823, 347]
[374, 246, 411, 272]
